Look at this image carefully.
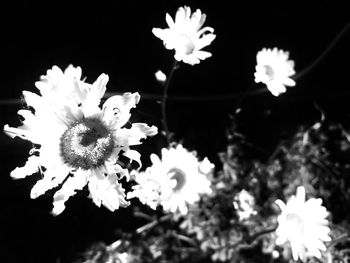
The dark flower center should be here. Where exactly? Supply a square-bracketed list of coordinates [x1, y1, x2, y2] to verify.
[263, 65, 275, 80]
[167, 168, 187, 191]
[60, 118, 115, 170]
[286, 213, 304, 233]
[176, 34, 195, 55]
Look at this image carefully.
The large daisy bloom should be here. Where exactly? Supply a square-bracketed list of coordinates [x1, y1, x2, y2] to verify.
[3, 65, 157, 215]
[152, 6, 216, 65]
[254, 47, 296, 96]
[275, 186, 331, 261]
[128, 144, 214, 214]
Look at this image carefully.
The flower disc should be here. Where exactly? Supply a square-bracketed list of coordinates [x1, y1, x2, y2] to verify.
[60, 118, 114, 170]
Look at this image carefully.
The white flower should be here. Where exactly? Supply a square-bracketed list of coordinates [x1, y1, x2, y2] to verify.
[254, 47, 296, 96]
[152, 6, 216, 65]
[3, 65, 157, 215]
[233, 189, 257, 220]
[128, 144, 213, 214]
[275, 186, 331, 261]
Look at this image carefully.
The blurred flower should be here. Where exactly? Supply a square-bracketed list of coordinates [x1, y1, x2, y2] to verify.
[127, 170, 161, 210]
[254, 47, 296, 96]
[233, 189, 257, 220]
[155, 70, 167, 83]
[275, 186, 331, 261]
[128, 144, 213, 214]
[4, 65, 157, 215]
[200, 230, 242, 262]
[152, 6, 216, 65]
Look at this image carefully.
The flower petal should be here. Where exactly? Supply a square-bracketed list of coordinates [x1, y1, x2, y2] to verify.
[88, 172, 129, 212]
[10, 155, 40, 179]
[52, 171, 88, 215]
[102, 92, 140, 128]
[30, 166, 70, 199]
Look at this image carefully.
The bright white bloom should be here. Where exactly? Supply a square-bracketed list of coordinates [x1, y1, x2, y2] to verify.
[154, 70, 167, 83]
[254, 47, 296, 96]
[233, 189, 257, 220]
[152, 6, 216, 65]
[4, 65, 157, 215]
[275, 186, 331, 261]
[128, 144, 214, 214]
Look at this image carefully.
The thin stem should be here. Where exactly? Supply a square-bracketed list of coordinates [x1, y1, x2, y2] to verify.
[293, 22, 350, 81]
[233, 82, 256, 114]
[135, 214, 172, 234]
[161, 59, 179, 145]
[245, 225, 277, 244]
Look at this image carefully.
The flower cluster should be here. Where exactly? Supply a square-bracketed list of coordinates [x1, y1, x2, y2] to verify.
[4, 4, 350, 263]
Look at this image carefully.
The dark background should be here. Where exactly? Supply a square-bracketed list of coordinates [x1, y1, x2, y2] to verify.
[0, 0, 349, 262]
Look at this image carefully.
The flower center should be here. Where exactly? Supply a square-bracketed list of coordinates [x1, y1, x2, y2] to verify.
[176, 34, 195, 55]
[60, 118, 115, 170]
[263, 65, 275, 81]
[286, 213, 305, 234]
[167, 168, 187, 191]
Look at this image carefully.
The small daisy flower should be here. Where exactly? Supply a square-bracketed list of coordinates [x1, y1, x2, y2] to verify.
[4, 65, 157, 215]
[233, 189, 257, 220]
[275, 186, 331, 261]
[128, 144, 214, 214]
[254, 47, 296, 96]
[152, 6, 216, 65]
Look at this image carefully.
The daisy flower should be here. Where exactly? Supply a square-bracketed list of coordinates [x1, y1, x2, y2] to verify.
[254, 47, 296, 96]
[152, 6, 216, 65]
[128, 144, 214, 214]
[3, 65, 157, 215]
[275, 186, 331, 261]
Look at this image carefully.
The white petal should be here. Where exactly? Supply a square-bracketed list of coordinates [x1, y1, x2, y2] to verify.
[194, 50, 212, 60]
[121, 123, 158, 145]
[275, 199, 287, 211]
[52, 171, 88, 215]
[82, 73, 109, 117]
[123, 149, 141, 168]
[296, 186, 306, 203]
[198, 157, 214, 174]
[10, 155, 40, 179]
[30, 166, 70, 199]
[22, 91, 42, 110]
[102, 92, 140, 128]
[165, 13, 175, 28]
[88, 173, 129, 211]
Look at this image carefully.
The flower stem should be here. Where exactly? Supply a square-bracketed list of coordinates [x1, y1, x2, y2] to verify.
[136, 214, 172, 234]
[293, 22, 350, 81]
[161, 59, 179, 145]
[233, 82, 256, 115]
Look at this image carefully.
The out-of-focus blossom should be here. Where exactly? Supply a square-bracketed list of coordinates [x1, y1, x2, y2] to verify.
[200, 230, 242, 262]
[152, 6, 216, 65]
[128, 144, 213, 214]
[4, 65, 157, 215]
[254, 47, 296, 96]
[275, 186, 331, 261]
[233, 189, 257, 220]
[155, 70, 167, 83]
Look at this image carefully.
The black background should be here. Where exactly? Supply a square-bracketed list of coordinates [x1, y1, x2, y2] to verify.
[0, 0, 349, 262]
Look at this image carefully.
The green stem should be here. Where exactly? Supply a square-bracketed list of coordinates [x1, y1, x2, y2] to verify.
[161, 59, 179, 145]
[293, 22, 350, 81]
